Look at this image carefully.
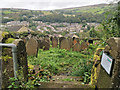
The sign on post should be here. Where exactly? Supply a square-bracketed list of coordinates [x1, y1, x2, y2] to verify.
[101, 53, 113, 75]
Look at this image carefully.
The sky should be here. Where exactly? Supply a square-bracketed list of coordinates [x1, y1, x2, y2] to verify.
[0, 0, 116, 10]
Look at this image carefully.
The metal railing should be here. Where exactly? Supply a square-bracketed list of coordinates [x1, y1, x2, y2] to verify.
[0, 43, 18, 79]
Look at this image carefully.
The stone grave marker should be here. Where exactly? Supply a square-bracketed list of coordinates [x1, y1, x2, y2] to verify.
[68, 38, 73, 49]
[26, 38, 38, 57]
[42, 40, 50, 50]
[1, 39, 28, 88]
[52, 37, 58, 48]
[44, 37, 50, 44]
[22, 37, 28, 44]
[80, 41, 89, 50]
[60, 39, 70, 51]
[37, 37, 43, 49]
[13, 39, 28, 82]
[72, 43, 81, 52]
[59, 37, 65, 48]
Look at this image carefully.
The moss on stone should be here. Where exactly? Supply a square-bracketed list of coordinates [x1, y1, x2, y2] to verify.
[2, 55, 12, 61]
[2, 32, 9, 37]
[5, 38, 15, 43]
[90, 48, 104, 85]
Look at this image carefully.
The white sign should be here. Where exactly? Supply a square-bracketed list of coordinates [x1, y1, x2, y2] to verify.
[101, 53, 113, 75]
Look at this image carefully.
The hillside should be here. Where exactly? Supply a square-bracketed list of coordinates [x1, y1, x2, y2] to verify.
[1, 3, 115, 24]
[55, 4, 112, 14]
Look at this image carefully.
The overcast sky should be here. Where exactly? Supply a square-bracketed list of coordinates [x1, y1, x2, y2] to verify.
[0, 0, 115, 10]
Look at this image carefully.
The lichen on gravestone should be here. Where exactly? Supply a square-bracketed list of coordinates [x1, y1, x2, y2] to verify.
[60, 39, 70, 51]
[26, 38, 38, 57]
[52, 37, 58, 48]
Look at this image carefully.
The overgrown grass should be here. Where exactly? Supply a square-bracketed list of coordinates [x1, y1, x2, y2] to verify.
[28, 43, 99, 84]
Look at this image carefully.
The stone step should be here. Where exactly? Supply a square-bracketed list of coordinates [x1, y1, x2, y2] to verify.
[38, 76, 92, 88]
[50, 76, 83, 84]
[39, 82, 91, 88]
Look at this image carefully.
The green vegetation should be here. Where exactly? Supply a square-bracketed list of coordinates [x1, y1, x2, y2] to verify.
[2, 4, 114, 24]
[89, 2, 120, 41]
[28, 43, 98, 84]
[5, 38, 15, 43]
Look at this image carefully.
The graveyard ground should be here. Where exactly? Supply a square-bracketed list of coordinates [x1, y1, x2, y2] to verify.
[27, 42, 99, 88]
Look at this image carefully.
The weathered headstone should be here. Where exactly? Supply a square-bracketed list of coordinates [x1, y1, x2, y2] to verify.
[2, 39, 28, 88]
[80, 41, 89, 50]
[52, 37, 58, 48]
[38, 37, 45, 49]
[42, 40, 50, 50]
[68, 38, 73, 48]
[21, 37, 28, 44]
[60, 39, 70, 51]
[26, 38, 38, 57]
[73, 39, 78, 45]
[72, 43, 81, 52]
[59, 37, 65, 48]
[13, 39, 28, 82]
[44, 37, 50, 44]
[96, 37, 120, 88]
[27, 34, 32, 40]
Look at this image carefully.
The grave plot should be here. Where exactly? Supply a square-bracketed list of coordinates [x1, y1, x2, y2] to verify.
[27, 46, 96, 87]
[25, 39, 100, 88]
[0, 32, 102, 88]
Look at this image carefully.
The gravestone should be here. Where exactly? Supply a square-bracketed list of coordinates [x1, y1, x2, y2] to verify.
[80, 41, 89, 50]
[72, 43, 81, 52]
[60, 39, 70, 51]
[44, 37, 50, 44]
[68, 38, 73, 48]
[2, 39, 28, 88]
[26, 38, 38, 57]
[42, 40, 50, 50]
[96, 37, 120, 88]
[52, 37, 58, 48]
[73, 39, 77, 45]
[59, 37, 65, 48]
[27, 34, 32, 40]
[13, 39, 28, 82]
[38, 37, 44, 49]
[22, 37, 28, 44]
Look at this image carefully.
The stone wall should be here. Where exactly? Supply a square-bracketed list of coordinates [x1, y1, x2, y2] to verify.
[91, 37, 120, 88]
[97, 37, 120, 88]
